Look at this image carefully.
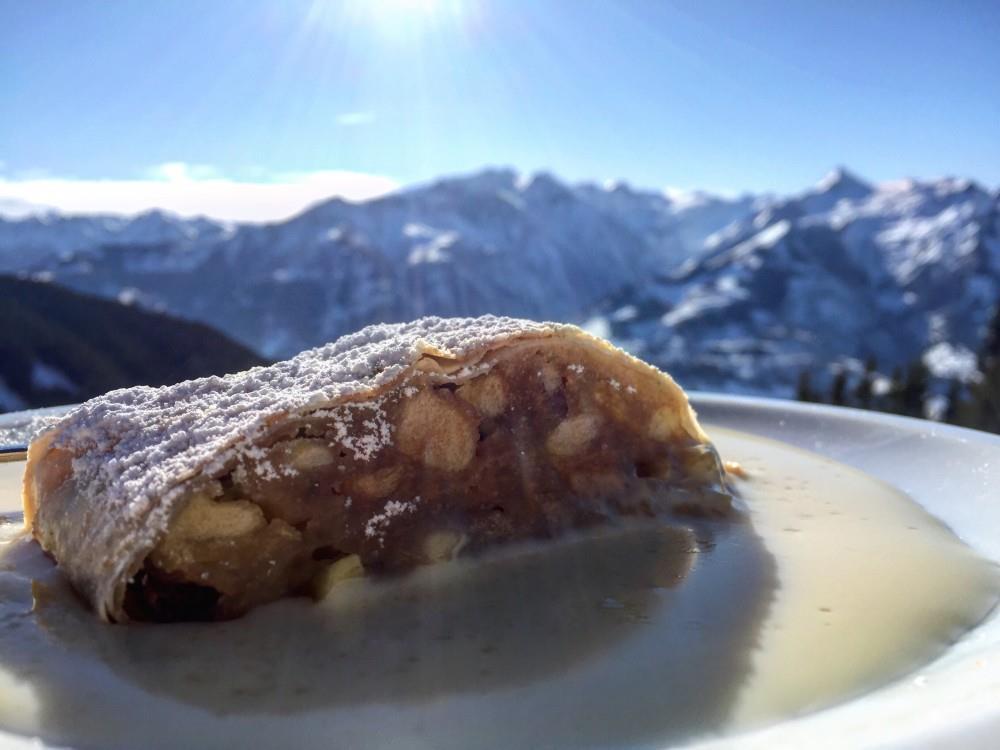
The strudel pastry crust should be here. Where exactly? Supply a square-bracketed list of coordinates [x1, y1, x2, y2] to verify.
[23, 316, 731, 622]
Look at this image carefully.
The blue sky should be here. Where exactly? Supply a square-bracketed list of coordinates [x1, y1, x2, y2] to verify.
[2, 0, 998, 219]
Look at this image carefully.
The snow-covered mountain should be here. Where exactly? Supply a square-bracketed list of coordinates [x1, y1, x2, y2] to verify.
[600, 169, 1000, 394]
[2, 167, 996, 397]
[3, 169, 749, 358]
[574, 181, 763, 263]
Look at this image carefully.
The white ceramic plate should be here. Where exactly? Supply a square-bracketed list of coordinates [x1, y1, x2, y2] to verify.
[0, 395, 997, 749]
[690, 394, 1000, 750]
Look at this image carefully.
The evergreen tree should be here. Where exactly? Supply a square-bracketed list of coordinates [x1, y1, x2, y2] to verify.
[795, 318, 1000, 434]
[830, 369, 848, 406]
[902, 360, 930, 418]
[885, 366, 906, 414]
[967, 300, 1000, 432]
[796, 370, 816, 403]
[973, 360, 1000, 432]
[944, 379, 964, 424]
[853, 357, 876, 409]
[981, 300, 1000, 367]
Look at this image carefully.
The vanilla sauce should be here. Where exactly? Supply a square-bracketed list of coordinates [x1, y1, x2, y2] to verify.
[0, 427, 994, 749]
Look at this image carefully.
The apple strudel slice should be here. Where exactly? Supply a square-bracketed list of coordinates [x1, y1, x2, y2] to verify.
[23, 315, 732, 622]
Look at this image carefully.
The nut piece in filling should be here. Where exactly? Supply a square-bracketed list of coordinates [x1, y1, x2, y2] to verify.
[22, 316, 732, 623]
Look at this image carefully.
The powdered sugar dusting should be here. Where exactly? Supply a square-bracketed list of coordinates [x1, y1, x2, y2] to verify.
[56, 315, 557, 502]
[308, 398, 392, 463]
[364, 498, 420, 546]
[0, 411, 65, 449]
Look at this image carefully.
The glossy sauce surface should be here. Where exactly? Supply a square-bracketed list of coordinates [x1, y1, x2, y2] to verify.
[0, 428, 995, 749]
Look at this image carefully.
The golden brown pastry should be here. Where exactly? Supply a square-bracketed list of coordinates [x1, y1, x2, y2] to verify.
[23, 316, 731, 622]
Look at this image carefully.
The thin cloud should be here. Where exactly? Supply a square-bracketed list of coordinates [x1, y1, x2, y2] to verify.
[146, 161, 221, 181]
[0, 163, 399, 222]
[336, 111, 376, 126]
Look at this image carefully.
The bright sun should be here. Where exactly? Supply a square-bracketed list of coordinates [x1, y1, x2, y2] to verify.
[308, 0, 462, 39]
[365, 0, 443, 26]
[390, 0, 440, 11]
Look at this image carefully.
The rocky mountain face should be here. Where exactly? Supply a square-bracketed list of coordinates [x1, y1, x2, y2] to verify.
[603, 170, 1000, 394]
[3, 167, 997, 397]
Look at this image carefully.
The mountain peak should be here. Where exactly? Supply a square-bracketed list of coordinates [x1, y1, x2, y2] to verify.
[128, 208, 179, 227]
[662, 187, 718, 211]
[520, 171, 572, 200]
[815, 167, 873, 197]
[433, 168, 519, 195]
[133, 208, 170, 219]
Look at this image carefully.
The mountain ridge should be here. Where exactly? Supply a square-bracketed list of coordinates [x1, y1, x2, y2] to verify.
[2, 167, 996, 397]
